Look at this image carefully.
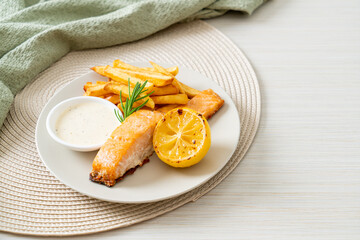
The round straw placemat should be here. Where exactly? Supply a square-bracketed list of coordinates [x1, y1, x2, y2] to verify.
[0, 20, 261, 236]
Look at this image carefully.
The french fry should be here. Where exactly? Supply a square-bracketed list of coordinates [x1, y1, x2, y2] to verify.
[149, 61, 169, 75]
[105, 83, 129, 95]
[113, 59, 180, 76]
[91, 66, 107, 76]
[152, 85, 179, 96]
[113, 60, 173, 86]
[177, 82, 201, 98]
[115, 68, 173, 87]
[88, 61, 194, 112]
[103, 93, 114, 98]
[156, 104, 180, 114]
[166, 66, 179, 76]
[83, 81, 107, 92]
[149, 61, 185, 93]
[140, 66, 179, 76]
[171, 79, 185, 94]
[113, 59, 174, 79]
[84, 84, 112, 97]
[97, 81, 107, 84]
[113, 59, 143, 72]
[104, 66, 154, 93]
[105, 94, 120, 105]
[140, 67, 154, 72]
[104, 83, 155, 109]
[151, 94, 189, 105]
[83, 82, 93, 91]
[91, 65, 154, 93]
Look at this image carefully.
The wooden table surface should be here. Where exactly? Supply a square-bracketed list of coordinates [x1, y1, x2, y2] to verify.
[2, 0, 359, 239]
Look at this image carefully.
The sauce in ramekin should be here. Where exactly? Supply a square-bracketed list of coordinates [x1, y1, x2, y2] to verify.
[55, 102, 119, 146]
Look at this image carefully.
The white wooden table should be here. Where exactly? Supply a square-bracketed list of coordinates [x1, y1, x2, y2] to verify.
[2, 0, 359, 239]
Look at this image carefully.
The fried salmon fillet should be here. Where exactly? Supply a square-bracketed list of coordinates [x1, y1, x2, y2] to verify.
[90, 110, 163, 187]
[156, 89, 225, 118]
[90, 89, 224, 187]
[183, 89, 224, 119]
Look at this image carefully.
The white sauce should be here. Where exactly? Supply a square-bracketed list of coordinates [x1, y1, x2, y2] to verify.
[55, 102, 120, 146]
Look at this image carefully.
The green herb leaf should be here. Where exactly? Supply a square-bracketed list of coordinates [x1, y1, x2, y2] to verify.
[114, 79, 154, 123]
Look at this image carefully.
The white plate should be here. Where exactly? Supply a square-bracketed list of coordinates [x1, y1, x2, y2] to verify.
[35, 63, 240, 203]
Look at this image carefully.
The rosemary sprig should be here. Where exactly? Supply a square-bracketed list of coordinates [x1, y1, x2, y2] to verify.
[114, 79, 153, 123]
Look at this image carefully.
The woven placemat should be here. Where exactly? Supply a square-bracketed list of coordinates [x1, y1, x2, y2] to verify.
[0, 20, 261, 236]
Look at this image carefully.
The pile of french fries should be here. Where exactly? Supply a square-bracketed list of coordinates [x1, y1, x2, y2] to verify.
[83, 60, 201, 112]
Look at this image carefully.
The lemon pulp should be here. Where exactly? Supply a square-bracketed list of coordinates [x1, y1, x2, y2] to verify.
[153, 108, 211, 168]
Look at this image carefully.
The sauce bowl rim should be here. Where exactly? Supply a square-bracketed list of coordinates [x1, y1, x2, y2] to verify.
[46, 96, 121, 152]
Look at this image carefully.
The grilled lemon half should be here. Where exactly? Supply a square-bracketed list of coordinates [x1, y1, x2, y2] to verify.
[153, 108, 211, 168]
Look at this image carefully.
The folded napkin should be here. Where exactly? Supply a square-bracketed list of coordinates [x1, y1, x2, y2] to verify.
[0, 0, 264, 128]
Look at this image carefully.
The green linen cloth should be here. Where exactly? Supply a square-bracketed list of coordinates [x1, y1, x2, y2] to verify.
[0, 0, 264, 128]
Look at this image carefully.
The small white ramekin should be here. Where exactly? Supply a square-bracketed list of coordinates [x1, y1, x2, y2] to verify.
[46, 96, 121, 152]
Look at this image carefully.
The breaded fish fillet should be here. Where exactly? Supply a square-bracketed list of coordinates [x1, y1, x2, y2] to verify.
[90, 89, 224, 187]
